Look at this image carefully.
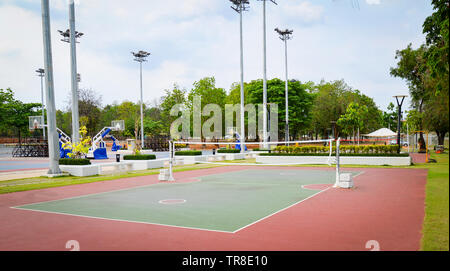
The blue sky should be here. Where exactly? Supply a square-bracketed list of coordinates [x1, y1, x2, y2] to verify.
[0, 0, 434, 112]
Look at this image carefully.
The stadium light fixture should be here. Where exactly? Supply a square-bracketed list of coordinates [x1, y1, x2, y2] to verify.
[275, 27, 293, 142]
[132, 50, 151, 149]
[229, 0, 249, 153]
[257, 0, 277, 148]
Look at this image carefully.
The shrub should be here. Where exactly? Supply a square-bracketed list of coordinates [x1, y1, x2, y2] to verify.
[59, 158, 91, 165]
[175, 150, 202, 156]
[217, 149, 240, 153]
[123, 154, 156, 160]
[259, 153, 409, 157]
[270, 144, 404, 156]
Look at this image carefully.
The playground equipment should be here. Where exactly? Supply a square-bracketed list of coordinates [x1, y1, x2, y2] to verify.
[87, 120, 124, 159]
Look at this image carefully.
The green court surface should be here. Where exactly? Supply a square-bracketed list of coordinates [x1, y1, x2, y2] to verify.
[14, 169, 359, 233]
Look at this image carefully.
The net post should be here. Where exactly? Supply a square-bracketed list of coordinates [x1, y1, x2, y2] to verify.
[168, 140, 175, 181]
[333, 137, 341, 188]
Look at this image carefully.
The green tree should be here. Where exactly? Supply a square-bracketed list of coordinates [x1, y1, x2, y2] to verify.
[423, 91, 449, 145]
[382, 102, 397, 130]
[0, 89, 41, 142]
[309, 80, 381, 139]
[116, 101, 141, 138]
[390, 44, 430, 151]
[245, 78, 314, 140]
[422, 0, 449, 94]
[160, 84, 187, 136]
[337, 102, 369, 142]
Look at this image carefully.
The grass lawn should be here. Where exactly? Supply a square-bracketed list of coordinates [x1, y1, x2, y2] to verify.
[419, 152, 449, 251]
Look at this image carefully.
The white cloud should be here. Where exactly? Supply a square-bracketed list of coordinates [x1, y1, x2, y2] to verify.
[0, 0, 432, 113]
[366, 0, 381, 5]
[282, 1, 324, 23]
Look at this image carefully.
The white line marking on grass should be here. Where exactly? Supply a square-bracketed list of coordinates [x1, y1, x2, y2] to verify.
[232, 186, 332, 233]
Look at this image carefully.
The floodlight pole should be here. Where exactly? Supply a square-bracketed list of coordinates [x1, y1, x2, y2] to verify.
[394, 95, 407, 154]
[275, 28, 293, 142]
[41, 0, 61, 175]
[69, 1, 80, 143]
[284, 38, 289, 142]
[139, 60, 144, 149]
[259, 0, 277, 147]
[132, 51, 150, 149]
[36, 68, 46, 140]
[230, 0, 249, 153]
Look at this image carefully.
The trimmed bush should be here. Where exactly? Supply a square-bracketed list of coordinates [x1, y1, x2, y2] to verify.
[123, 154, 156, 160]
[259, 152, 409, 157]
[59, 158, 91, 165]
[175, 150, 202, 156]
[217, 149, 240, 153]
[271, 144, 401, 156]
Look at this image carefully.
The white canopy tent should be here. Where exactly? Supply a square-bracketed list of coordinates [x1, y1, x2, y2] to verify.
[364, 128, 397, 137]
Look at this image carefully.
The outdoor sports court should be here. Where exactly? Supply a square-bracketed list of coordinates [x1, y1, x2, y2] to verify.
[0, 165, 427, 251]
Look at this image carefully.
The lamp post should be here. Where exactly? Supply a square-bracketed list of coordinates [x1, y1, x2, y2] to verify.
[58, 7, 83, 144]
[275, 27, 293, 142]
[258, 0, 277, 148]
[393, 95, 407, 153]
[230, 0, 249, 153]
[132, 50, 151, 149]
[36, 68, 46, 140]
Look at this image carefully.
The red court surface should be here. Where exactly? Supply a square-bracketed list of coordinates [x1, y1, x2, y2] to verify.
[0, 166, 427, 251]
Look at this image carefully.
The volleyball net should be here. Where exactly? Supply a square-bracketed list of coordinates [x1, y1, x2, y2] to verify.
[165, 138, 342, 187]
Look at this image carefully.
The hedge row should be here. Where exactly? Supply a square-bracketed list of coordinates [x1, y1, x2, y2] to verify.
[59, 158, 91, 165]
[259, 153, 409, 157]
[123, 154, 156, 160]
[273, 145, 400, 155]
[175, 151, 202, 156]
[217, 149, 240, 153]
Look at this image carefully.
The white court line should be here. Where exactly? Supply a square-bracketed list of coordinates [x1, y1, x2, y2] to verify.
[300, 183, 333, 191]
[10, 207, 235, 234]
[11, 178, 202, 209]
[232, 186, 332, 233]
[11, 168, 348, 234]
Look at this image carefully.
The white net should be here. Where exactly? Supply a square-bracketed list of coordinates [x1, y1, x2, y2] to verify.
[167, 139, 342, 186]
[111, 120, 125, 131]
[29, 116, 44, 130]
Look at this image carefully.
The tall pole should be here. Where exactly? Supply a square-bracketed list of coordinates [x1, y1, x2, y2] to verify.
[41, 0, 61, 175]
[69, 1, 80, 143]
[284, 38, 289, 142]
[260, 0, 276, 147]
[140, 61, 144, 149]
[239, 4, 245, 153]
[132, 51, 150, 149]
[36, 69, 46, 140]
[262, 0, 267, 147]
[275, 28, 293, 143]
[230, 0, 248, 153]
